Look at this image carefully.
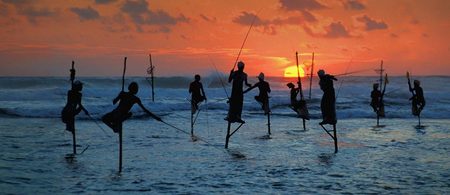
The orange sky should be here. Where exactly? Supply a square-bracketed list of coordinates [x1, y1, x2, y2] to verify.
[0, 0, 449, 77]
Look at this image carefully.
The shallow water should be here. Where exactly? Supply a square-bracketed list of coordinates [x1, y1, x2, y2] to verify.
[1, 113, 449, 194]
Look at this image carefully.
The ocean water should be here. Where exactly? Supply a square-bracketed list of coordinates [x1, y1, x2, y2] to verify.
[0, 76, 449, 194]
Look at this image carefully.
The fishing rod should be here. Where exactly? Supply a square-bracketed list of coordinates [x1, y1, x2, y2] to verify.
[122, 57, 127, 92]
[309, 52, 314, 99]
[232, 8, 263, 70]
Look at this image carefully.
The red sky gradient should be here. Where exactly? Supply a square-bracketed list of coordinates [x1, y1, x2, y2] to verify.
[0, 0, 449, 77]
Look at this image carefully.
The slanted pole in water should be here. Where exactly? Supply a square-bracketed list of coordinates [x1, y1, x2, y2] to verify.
[149, 54, 155, 102]
[225, 122, 244, 149]
[320, 124, 338, 153]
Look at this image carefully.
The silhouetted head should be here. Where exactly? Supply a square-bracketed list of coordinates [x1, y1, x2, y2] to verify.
[237, 61, 245, 71]
[128, 82, 139, 94]
[73, 80, 83, 91]
[195, 74, 201, 81]
[414, 80, 420, 87]
[373, 83, 379, 89]
[257, 72, 264, 81]
[287, 82, 295, 88]
[317, 69, 325, 77]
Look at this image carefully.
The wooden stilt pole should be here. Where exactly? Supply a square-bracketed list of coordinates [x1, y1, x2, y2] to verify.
[119, 57, 126, 172]
[70, 61, 76, 154]
[302, 118, 306, 131]
[267, 113, 271, 135]
[191, 110, 194, 136]
[72, 128, 76, 154]
[225, 122, 231, 149]
[119, 128, 122, 173]
[333, 124, 338, 153]
[418, 114, 421, 127]
[376, 114, 380, 127]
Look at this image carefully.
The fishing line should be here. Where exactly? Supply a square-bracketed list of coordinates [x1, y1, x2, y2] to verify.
[335, 56, 354, 101]
[158, 119, 227, 153]
[232, 7, 264, 70]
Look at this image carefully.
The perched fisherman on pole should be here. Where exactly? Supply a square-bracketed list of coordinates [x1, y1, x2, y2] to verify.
[317, 69, 338, 153]
[318, 69, 337, 125]
[102, 82, 162, 133]
[244, 72, 271, 135]
[407, 72, 425, 126]
[61, 61, 89, 155]
[244, 72, 271, 115]
[189, 74, 207, 115]
[226, 61, 251, 123]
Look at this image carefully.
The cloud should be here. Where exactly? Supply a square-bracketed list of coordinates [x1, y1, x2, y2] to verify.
[120, 0, 189, 32]
[199, 14, 216, 22]
[2, 0, 57, 24]
[70, 7, 100, 21]
[279, 0, 327, 11]
[304, 21, 351, 38]
[95, 0, 117, 4]
[1, 0, 31, 5]
[356, 15, 388, 31]
[324, 22, 351, 38]
[232, 12, 267, 26]
[390, 33, 398, 38]
[343, 0, 366, 10]
[18, 7, 57, 24]
[300, 10, 317, 22]
[233, 12, 312, 35]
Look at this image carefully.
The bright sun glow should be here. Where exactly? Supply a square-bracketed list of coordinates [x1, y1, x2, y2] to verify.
[284, 65, 305, 78]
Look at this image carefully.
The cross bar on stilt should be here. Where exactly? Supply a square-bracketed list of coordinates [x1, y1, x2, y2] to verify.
[320, 124, 338, 153]
[225, 122, 245, 149]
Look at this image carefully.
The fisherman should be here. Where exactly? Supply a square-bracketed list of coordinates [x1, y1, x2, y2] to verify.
[189, 74, 207, 114]
[102, 82, 161, 133]
[287, 82, 302, 111]
[244, 72, 271, 114]
[409, 80, 425, 116]
[317, 69, 337, 125]
[226, 61, 251, 123]
[61, 80, 89, 132]
[370, 83, 385, 116]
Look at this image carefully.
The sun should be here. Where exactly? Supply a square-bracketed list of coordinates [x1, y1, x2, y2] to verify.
[284, 65, 305, 78]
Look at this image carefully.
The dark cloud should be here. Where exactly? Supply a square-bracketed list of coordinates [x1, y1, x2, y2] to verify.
[356, 15, 388, 31]
[304, 21, 351, 38]
[18, 7, 57, 24]
[300, 10, 317, 22]
[343, 0, 366, 10]
[120, 0, 189, 32]
[2, 0, 57, 24]
[0, 3, 8, 16]
[324, 22, 351, 38]
[70, 7, 100, 21]
[233, 12, 313, 35]
[279, 0, 326, 11]
[199, 14, 216, 22]
[95, 0, 117, 4]
[232, 12, 267, 26]
[1, 0, 31, 5]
